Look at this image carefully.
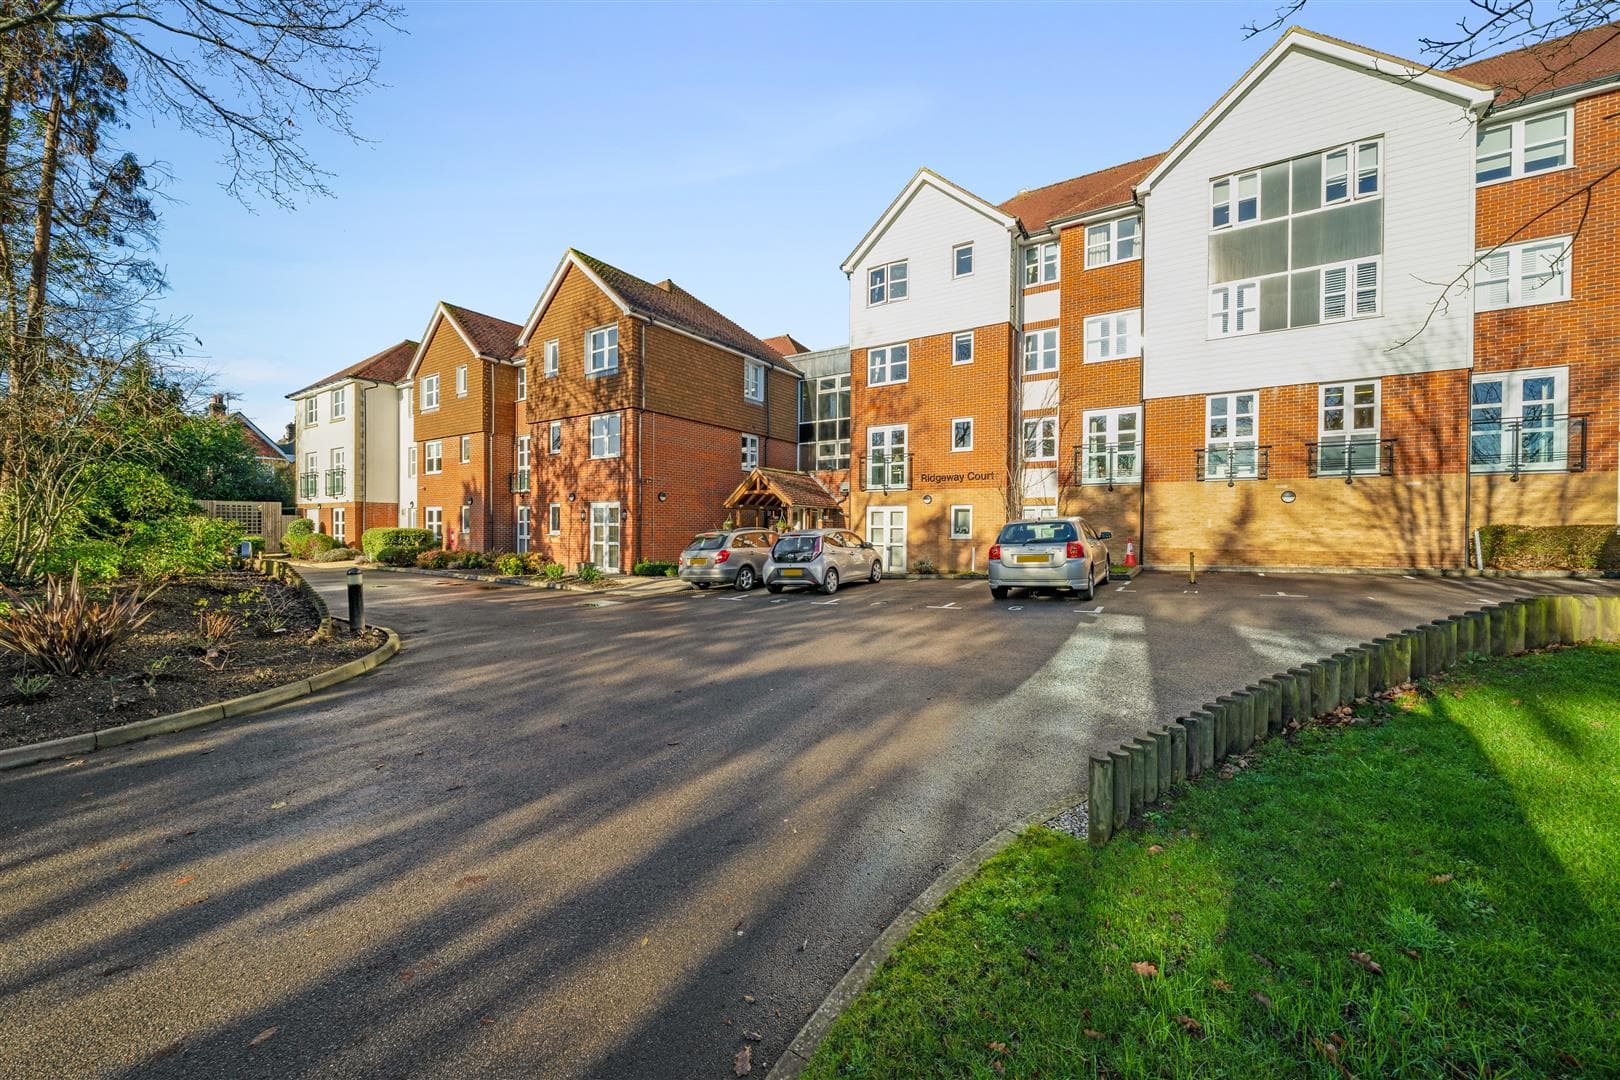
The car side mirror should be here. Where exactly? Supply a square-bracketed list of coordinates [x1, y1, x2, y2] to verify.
[862, 541, 874, 550]
[1097, 530, 1113, 540]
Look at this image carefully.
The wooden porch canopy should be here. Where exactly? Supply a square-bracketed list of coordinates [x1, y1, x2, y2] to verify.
[723, 468, 842, 514]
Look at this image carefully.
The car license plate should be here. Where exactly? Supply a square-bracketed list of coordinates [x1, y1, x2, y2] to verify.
[1016, 554, 1049, 564]
[781, 568, 804, 577]
[689, 557, 708, 566]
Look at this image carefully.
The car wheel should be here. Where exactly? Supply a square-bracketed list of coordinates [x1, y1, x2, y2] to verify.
[1099, 561, 1111, 585]
[991, 585, 1009, 600]
[821, 568, 839, 595]
[767, 583, 783, 594]
[869, 560, 882, 584]
[734, 565, 756, 592]
[1079, 566, 1096, 601]
[695, 582, 710, 590]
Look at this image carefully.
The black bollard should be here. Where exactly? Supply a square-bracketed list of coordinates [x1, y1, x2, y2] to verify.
[346, 567, 364, 633]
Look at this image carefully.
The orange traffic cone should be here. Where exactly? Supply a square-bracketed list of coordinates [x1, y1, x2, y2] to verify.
[1125, 539, 1137, 568]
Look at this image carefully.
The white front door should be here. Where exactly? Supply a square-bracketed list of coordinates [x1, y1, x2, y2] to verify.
[866, 506, 906, 573]
[589, 502, 622, 573]
[306, 508, 320, 528]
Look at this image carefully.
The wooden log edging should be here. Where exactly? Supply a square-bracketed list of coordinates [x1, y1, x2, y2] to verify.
[257, 555, 333, 636]
[1087, 592, 1620, 846]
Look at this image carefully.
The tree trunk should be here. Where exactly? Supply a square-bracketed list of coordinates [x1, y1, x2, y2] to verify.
[23, 87, 61, 347]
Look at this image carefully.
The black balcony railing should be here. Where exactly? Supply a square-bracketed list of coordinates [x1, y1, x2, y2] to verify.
[1307, 437, 1397, 483]
[859, 451, 912, 492]
[1470, 415, 1586, 480]
[324, 468, 346, 497]
[509, 469, 531, 494]
[1195, 445, 1271, 486]
[1072, 443, 1142, 491]
[299, 471, 319, 499]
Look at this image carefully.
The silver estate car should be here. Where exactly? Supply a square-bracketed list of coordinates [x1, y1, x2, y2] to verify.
[677, 528, 778, 591]
[763, 529, 883, 595]
[988, 516, 1112, 600]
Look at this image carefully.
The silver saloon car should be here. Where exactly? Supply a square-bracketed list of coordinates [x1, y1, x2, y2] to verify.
[763, 529, 883, 595]
[988, 517, 1112, 600]
[677, 528, 777, 591]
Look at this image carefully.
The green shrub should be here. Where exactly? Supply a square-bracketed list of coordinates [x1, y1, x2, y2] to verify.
[495, 553, 525, 576]
[125, 515, 244, 578]
[912, 558, 937, 575]
[521, 551, 549, 574]
[41, 539, 124, 583]
[454, 550, 490, 570]
[577, 563, 602, 584]
[375, 545, 417, 567]
[359, 527, 437, 560]
[1478, 524, 1620, 571]
[543, 561, 566, 581]
[284, 518, 314, 537]
[416, 549, 452, 570]
[242, 535, 266, 555]
[632, 559, 678, 577]
[312, 546, 357, 562]
[284, 528, 338, 560]
[10, 673, 53, 700]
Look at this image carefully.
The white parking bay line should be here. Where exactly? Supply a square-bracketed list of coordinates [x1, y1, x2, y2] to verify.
[957, 582, 979, 590]
[1075, 606, 1104, 615]
[810, 598, 840, 606]
[1271, 591, 1309, 598]
[926, 601, 962, 610]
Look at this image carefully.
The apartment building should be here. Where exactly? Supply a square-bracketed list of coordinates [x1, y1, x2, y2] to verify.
[397, 302, 525, 550]
[845, 24, 1620, 572]
[287, 340, 416, 544]
[513, 249, 802, 572]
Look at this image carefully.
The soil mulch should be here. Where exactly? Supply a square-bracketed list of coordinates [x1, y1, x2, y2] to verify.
[0, 569, 382, 750]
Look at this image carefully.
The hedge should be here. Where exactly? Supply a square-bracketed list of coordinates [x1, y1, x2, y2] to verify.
[1479, 524, 1620, 571]
[359, 527, 437, 560]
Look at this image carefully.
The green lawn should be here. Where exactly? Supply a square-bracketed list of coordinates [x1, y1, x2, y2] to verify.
[804, 644, 1620, 1079]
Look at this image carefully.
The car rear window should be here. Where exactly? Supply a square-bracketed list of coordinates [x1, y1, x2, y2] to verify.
[689, 533, 726, 550]
[997, 521, 1078, 545]
[772, 535, 819, 559]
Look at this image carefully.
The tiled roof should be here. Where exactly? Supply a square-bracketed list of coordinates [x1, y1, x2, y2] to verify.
[442, 302, 523, 361]
[288, 339, 418, 398]
[1452, 21, 1620, 105]
[572, 250, 796, 371]
[761, 333, 811, 358]
[230, 411, 291, 462]
[997, 152, 1164, 233]
[724, 468, 842, 511]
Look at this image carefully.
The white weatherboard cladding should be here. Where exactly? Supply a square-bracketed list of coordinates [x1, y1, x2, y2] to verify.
[1023, 290, 1060, 324]
[1142, 48, 1476, 399]
[850, 182, 1013, 348]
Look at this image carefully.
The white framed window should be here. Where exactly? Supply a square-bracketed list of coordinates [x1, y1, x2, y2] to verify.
[949, 504, 972, 540]
[548, 420, 561, 455]
[1023, 241, 1059, 286]
[1083, 309, 1141, 361]
[1318, 380, 1381, 475]
[303, 396, 318, 425]
[424, 440, 443, 474]
[459, 435, 471, 464]
[544, 338, 559, 377]
[867, 259, 909, 305]
[1082, 406, 1141, 485]
[952, 331, 974, 365]
[1321, 258, 1381, 321]
[548, 502, 561, 535]
[1322, 140, 1382, 204]
[455, 365, 468, 397]
[330, 386, 347, 420]
[407, 446, 417, 478]
[516, 506, 530, 554]
[1022, 328, 1058, 373]
[953, 242, 974, 278]
[1205, 392, 1259, 479]
[1085, 215, 1140, 268]
[1476, 109, 1570, 184]
[1470, 366, 1569, 472]
[866, 425, 908, 489]
[1211, 170, 1259, 229]
[421, 374, 440, 411]
[304, 450, 317, 483]
[425, 507, 443, 542]
[1022, 416, 1057, 462]
[1474, 237, 1572, 310]
[741, 433, 760, 471]
[1209, 280, 1259, 337]
[743, 360, 765, 403]
[516, 365, 527, 401]
[587, 325, 619, 376]
[589, 412, 621, 459]
[332, 507, 346, 544]
[515, 435, 530, 488]
[951, 417, 973, 452]
[460, 503, 471, 536]
[867, 342, 909, 386]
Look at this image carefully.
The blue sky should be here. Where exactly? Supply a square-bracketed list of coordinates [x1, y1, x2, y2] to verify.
[137, 0, 1460, 433]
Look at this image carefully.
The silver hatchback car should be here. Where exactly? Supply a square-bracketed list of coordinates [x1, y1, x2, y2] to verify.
[988, 516, 1112, 600]
[763, 529, 883, 594]
[677, 528, 778, 591]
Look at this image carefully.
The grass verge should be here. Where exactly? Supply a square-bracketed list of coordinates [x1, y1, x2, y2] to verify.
[804, 644, 1620, 1078]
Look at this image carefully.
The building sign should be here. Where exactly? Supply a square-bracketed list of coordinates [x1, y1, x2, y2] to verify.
[918, 470, 999, 485]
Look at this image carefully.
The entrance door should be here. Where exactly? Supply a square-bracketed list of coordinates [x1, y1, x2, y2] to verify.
[589, 502, 622, 573]
[866, 506, 906, 573]
[306, 507, 320, 529]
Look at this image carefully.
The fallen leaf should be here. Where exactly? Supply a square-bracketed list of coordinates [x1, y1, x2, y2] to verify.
[1403, 948, 1421, 959]
[733, 1044, 752, 1076]
[480, 1017, 495, 1026]
[1429, 873, 1453, 885]
[1251, 952, 1276, 969]
[1023, 946, 1040, 963]
[248, 1027, 278, 1047]
[174, 875, 195, 887]
[269, 801, 287, 810]
[991, 1062, 1005, 1075]
[986, 1042, 1007, 1053]
[1174, 1015, 1205, 1039]
[1147, 844, 1164, 855]
[1559, 1051, 1583, 1069]
[399, 969, 415, 981]
[1348, 950, 1384, 976]
[1132, 961, 1159, 977]
[1251, 990, 1275, 1011]
[742, 994, 755, 1004]
[454, 874, 488, 889]
[1211, 979, 1232, 991]
[116, 861, 131, 872]
[1083, 1028, 1104, 1039]
[743, 1030, 762, 1042]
